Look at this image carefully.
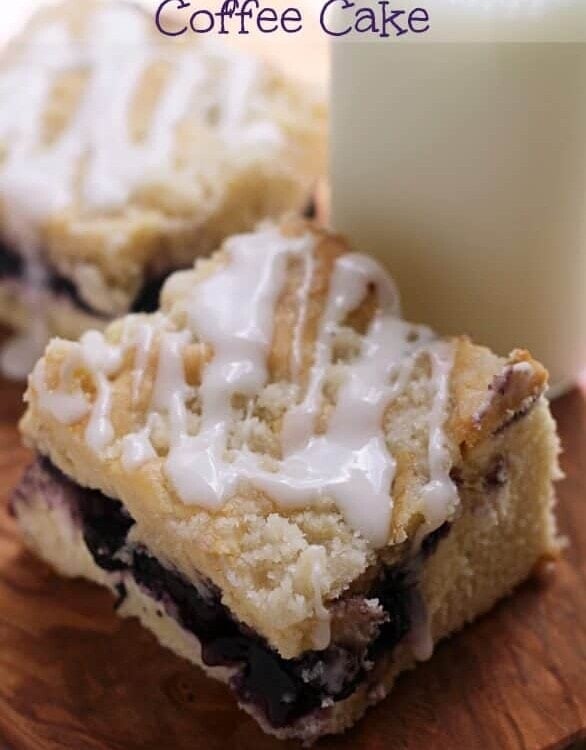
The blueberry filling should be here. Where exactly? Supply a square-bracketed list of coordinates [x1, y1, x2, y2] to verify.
[130, 274, 169, 314]
[77, 491, 134, 572]
[0, 242, 23, 278]
[366, 567, 412, 662]
[131, 550, 235, 646]
[15, 457, 448, 729]
[0, 239, 168, 318]
[421, 522, 451, 558]
[303, 198, 317, 220]
[132, 550, 367, 726]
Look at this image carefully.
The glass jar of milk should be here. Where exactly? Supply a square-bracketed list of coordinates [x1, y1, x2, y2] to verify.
[332, 0, 586, 394]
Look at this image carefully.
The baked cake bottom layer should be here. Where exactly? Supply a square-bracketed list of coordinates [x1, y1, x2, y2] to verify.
[11, 402, 559, 743]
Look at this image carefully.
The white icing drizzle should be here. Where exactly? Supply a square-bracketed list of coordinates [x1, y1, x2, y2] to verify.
[151, 331, 193, 447]
[131, 320, 156, 403]
[78, 330, 123, 453]
[32, 227, 458, 556]
[32, 329, 122, 450]
[308, 547, 333, 650]
[219, 52, 258, 138]
[290, 251, 315, 382]
[31, 359, 89, 424]
[85, 372, 115, 453]
[121, 418, 156, 472]
[78, 330, 124, 375]
[282, 252, 402, 454]
[405, 343, 458, 663]
[165, 229, 308, 506]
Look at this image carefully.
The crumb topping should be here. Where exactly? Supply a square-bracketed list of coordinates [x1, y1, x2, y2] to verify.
[21, 221, 549, 656]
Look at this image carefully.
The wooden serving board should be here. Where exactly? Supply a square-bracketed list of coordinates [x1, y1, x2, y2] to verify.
[0, 378, 584, 750]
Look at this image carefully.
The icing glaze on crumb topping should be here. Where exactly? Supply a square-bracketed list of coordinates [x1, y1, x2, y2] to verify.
[30, 224, 460, 554]
[0, 2, 282, 238]
[0, 1, 289, 378]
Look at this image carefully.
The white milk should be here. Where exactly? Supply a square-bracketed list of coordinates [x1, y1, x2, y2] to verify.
[331, 1, 586, 392]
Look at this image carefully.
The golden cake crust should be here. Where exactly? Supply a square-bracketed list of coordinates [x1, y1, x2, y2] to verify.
[20, 221, 550, 658]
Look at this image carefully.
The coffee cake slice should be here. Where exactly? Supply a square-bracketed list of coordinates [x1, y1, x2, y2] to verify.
[0, 0, 325, 377]
[12, 220, 560, 742]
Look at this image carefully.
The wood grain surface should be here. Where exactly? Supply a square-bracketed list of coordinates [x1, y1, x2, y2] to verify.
[0, 378, 584, 750]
